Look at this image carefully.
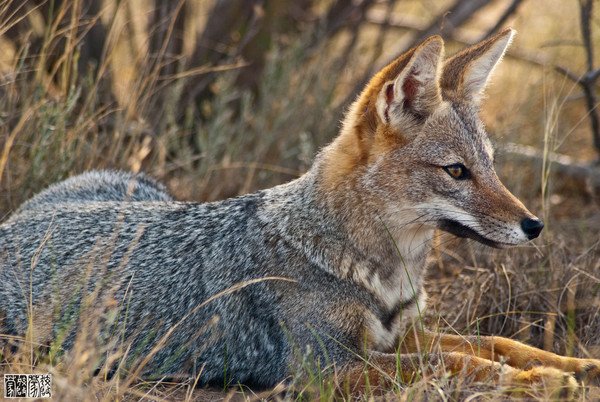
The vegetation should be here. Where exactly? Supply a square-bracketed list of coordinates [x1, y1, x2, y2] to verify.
[0, 0, 599, 400]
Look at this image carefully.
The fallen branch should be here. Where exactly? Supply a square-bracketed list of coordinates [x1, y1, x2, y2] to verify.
[500, 142, 600, 193]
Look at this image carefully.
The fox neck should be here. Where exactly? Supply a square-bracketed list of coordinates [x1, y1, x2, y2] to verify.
[320, 143, 432, 308]
[270, 142, 434, 310]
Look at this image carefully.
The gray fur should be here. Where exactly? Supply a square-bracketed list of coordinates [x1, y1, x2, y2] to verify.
[15, 170, 172, 215]
[0, 166, 387, 387]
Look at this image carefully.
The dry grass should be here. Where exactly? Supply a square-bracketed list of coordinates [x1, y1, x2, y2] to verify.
[0, 0, 599, 400]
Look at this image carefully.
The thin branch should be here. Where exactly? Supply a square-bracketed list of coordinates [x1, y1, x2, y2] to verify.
[408, 0, 495, 48]
[578, 0, 600, 157]
[322, 0, 375, 39]
[587, 67, 600, 83]
[480, 0, 525, 40]
[369, 0, 398, 65]
[580, 0, 594, 72]
[554, 65, 582, 83]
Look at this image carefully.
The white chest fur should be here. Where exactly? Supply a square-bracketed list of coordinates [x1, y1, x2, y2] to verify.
[367, 290, 428, 351]
[365, 224, 433, 351]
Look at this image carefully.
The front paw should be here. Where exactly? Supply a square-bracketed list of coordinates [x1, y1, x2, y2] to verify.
[505, 366, 578, 399]
[570, 358, 600, 385]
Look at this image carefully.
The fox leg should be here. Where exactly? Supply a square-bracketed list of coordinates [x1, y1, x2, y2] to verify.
[340, 351, 577, 396]
[402, 329, 600, 384]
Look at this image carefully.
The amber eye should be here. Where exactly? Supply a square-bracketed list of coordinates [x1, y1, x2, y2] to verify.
[443, 163, 470, 180]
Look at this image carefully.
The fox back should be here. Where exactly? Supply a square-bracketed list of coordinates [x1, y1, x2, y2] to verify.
[0, 29, 544, 388]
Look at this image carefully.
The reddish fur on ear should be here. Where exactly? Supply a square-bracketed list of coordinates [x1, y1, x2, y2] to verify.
[354, 47, 418, 141]
[385, 84, 394, 104]
[401, 75, 418, 110]
[353, 35, 443, 141]
[384, 84, 394, 122]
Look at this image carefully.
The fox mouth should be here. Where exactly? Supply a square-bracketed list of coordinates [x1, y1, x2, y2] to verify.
[437, 219, 506, 248]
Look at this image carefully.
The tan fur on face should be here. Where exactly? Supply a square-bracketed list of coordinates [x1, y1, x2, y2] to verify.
[472, 173, 531, 222]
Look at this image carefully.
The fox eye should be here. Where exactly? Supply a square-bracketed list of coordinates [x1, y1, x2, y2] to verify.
[443, 163, 470, 180]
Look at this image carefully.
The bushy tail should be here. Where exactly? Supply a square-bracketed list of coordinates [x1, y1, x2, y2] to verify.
[15, 170, 173, 215]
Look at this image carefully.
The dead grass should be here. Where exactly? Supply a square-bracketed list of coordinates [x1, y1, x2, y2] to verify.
[0, 0, 599, 400]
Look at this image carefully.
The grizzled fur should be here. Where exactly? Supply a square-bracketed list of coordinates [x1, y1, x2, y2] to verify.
[2, 29, 599, 390]
[14, 170, 172, 215]
[0, 168, 390, 386]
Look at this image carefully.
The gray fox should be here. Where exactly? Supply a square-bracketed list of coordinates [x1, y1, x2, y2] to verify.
[0, 29, 598, 394]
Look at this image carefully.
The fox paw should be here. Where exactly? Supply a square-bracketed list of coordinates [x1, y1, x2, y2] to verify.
[571, 359, 600, 386]
[506, 366, 579, 399]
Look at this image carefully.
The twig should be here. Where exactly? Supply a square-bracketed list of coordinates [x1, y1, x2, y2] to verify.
[580, 0, 594, 72]
[322, 0, 375, 40]
[331, 0, 376, 73]
[555, 1, 600, 161]
[369, 0, 398, 68]
[480, 0, 525, 40]
[554, 65, 581, 84]
[579, 0, 600, 158]
[407, 0, 494, 49]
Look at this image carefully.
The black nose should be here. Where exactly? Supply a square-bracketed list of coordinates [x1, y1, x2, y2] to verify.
[521, 218, 544, 240]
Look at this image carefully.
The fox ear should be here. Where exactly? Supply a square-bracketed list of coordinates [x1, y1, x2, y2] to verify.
[442, 28, 515, 103]
[375, 36, 444, 125]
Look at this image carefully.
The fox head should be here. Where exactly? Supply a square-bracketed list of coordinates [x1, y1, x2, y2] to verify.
[323, 28, 543, 248]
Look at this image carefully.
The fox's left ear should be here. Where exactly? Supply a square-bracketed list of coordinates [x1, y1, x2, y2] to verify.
[375, 35, 444, 125]
[441, 28, 515, 103]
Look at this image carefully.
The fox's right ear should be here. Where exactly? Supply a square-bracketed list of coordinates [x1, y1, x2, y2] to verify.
[375, 36, 444, 126]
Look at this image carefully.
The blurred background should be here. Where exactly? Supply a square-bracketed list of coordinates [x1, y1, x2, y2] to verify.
[0, 0, 599, 394]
